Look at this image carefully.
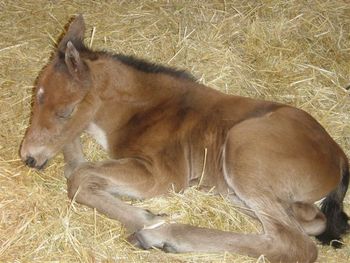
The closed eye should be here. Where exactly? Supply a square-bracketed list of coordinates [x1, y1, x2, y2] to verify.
[56, 105, 76, 119]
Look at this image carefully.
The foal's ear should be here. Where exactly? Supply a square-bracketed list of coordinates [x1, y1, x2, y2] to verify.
[58, 14, 85, 54]
[65, 41, 84, 78]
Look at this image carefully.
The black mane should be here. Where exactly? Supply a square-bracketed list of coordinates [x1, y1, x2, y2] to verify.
[111, 53, 196, 81]
[57, 43, 196, 81]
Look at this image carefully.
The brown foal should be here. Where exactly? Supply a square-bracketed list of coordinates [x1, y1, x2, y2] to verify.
[20, 15, 349, 262]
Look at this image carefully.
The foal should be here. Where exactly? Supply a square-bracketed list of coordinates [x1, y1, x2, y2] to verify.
[20, 15, 349, 262]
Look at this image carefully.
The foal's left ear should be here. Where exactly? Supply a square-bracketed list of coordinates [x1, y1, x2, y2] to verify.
[65, 41, 84, 78]
[58, 14, 85, 54]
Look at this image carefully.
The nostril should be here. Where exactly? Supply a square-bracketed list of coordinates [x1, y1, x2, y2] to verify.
[25, 156, 36, 168]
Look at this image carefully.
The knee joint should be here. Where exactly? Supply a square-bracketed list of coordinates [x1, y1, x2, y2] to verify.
[67, 167, 107, 200]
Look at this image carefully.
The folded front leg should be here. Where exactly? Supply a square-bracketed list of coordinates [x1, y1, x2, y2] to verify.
[63, 137, 86, 179]
[63, 148, 169, 232]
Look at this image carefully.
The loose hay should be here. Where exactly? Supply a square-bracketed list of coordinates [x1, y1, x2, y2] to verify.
[0, 0, 350, 262]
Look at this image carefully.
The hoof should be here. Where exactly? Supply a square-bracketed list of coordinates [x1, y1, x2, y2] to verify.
[127, 231, 178, 253]
[126, 223, 181, 252]
[162, 242, 178, 253]
[127, 232, 146, 249]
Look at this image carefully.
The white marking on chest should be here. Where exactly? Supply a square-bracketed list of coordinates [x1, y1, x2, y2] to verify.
[86, 123, 109, 150]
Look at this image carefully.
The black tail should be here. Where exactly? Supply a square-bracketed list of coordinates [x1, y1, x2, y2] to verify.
[316, 163, 350, 248]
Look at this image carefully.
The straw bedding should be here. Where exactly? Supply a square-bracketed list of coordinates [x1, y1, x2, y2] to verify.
[0, 0, 349, 262]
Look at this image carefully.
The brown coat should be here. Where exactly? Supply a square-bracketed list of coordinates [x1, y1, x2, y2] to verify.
[20, 15, 349, 263]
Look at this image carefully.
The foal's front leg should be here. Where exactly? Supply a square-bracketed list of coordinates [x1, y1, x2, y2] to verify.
[63, 137, 85, 179]
[62, 139, 167, 232]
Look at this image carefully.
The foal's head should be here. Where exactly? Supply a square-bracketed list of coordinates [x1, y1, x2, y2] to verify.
[20, 15, 96, 169]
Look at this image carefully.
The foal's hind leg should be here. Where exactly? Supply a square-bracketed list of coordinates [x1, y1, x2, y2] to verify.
[292, 202, 326, 236]
[63, 139, 168, 232]
[229, 197, 327, 236]
[130, 195, 317, 263]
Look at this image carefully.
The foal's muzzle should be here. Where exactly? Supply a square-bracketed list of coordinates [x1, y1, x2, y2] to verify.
[25, 156, 36, 168]
[24, 156, 48, 170]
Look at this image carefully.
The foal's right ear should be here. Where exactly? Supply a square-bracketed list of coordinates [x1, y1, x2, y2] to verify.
[65, 41, 84, 78]
[58, 14, 85, 54]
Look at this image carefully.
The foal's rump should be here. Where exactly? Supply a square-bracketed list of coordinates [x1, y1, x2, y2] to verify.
[223, 105, 344, 203]
[216, 104, 349, 258]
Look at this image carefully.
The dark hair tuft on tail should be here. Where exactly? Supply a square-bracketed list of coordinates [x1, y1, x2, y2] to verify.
[316, 165, 350, 248]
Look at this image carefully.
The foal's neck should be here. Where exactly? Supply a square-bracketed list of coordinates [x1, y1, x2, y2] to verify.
[86, 56, 201, 134]
[89, 56, 192, 105]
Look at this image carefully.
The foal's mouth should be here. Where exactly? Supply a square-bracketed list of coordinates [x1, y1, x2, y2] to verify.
[36, 159, 48, 170]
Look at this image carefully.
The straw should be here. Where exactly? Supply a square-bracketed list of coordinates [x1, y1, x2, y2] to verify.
[1, 0, 349, 262]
